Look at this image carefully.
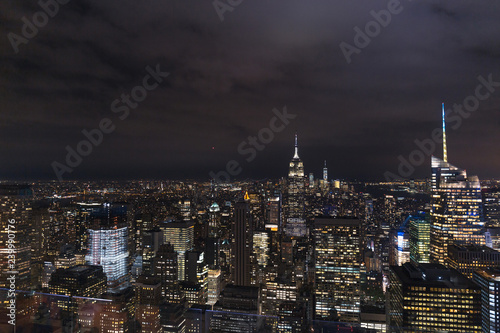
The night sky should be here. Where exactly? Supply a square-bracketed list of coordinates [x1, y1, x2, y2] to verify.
[1, 1, 500, 181]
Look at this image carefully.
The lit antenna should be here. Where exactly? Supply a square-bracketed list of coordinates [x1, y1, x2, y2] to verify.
[294, 132, 299, 159]
[442, 103, 448, 162]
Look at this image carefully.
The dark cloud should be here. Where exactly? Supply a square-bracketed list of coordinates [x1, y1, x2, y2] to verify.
[0, 0, 499, 181]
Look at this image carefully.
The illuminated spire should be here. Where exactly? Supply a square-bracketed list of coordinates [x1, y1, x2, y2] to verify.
[294, 132, 299, 159]
[442, 103, 448, 162]
[244, 191, 250, 201]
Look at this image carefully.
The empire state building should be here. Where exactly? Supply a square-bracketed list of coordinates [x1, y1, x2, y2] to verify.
[285, 133, 306, 236]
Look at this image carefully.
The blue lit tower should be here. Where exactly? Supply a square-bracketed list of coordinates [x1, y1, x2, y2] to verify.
[430, 104, 484, 264]
[85, 203, 130, 293]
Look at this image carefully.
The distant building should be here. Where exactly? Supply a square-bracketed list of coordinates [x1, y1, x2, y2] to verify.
[388, 263, 482, 332]
[285, 133, 306, 237]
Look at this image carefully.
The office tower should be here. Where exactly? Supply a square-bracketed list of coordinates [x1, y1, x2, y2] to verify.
[86, 220, 130, 292]
[205, 236, 220, 268]
[160, 220, 194, 281]
[409, 212, 430, 264]
[186, 250, 209, 304]
[152, 243, 184, 304]
[447, 244, 500, 279]
[207, 268, 222, 307]
[312, 217, 363, 322]
[160, 303, 186, 333]
[55, 251, 77, 269]
[100, 287, 136, 333]
[323, 160, 328, 181]
[390, 221, 410, 266]
[142, 227, 163, 275]
[473, 268, 500, 333]
[253, 231, 269, 268]
[135, 275, 162, 333]
[277, 301, 306, 333]
[388, 263, 482, 333]
[180, 281, 204, 305]
[49, 265, 107, 314]
[430, 104, 484, 264]
[211, 285, 264, 332]
[483, 187, 500, 226]
[31, 201, 50, 288]
[309, 173, 314, 189]
[285, 133, 306, 237]
[0, 184, 32, 291]
[233, 199, 252, 286]
[208, 202, 221, 235]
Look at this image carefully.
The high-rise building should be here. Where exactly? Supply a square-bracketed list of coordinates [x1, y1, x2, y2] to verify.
[85, 203, 130, 293]
[142, 227, 163, 275]
[430, 104, 484, 264]
[312, 217, 363, 323]
[0, 184, 32, 291]
[253, 231, 269, 268]
[483, 187, 500, 226]
[285, 133, 306, 237]
[323, 160, 328, 181]
[447, 244, 500, 279]
[160, 220, 194, 281]
[186, 250, 209, 304]
[233, 199, 252, 286]
[408, 212, 430, 265]
[152, 243, 184, 304]
[49, 265, 107, 314]
[207, 268, 222, 307]
[473, 268, 500, 333]
[211, 285, 264, 332]
[135, 275, 162, 333]
[388, 263, 482, 333]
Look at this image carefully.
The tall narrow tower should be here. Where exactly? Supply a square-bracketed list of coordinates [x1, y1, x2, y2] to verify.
[430, 104, 484, 264]
[442, 102, 448, 162]
[323, 160, 328, 181]
[286, 133, 306, 236]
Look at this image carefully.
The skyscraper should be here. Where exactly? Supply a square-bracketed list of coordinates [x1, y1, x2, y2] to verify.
[388, 263, 482, 333]
[323, 160, 328, 181]
[473, 268, 500, 333]
[285, 133, 306, 237]
[430, 104, 484, 264]
[408, 211, 430, 265]
[85, 203, 130, 293]
[160, 220, 194, 281]
[313, 217, 363, 323]
[233, 199, 252, 286]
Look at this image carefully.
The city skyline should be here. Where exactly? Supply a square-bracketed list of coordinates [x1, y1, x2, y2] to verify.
[1, 1, 500, 181]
